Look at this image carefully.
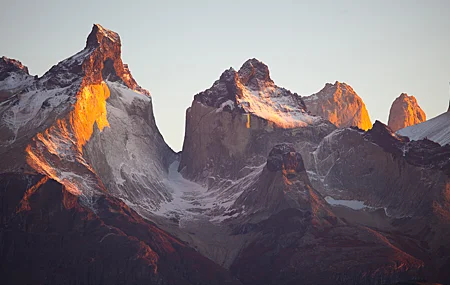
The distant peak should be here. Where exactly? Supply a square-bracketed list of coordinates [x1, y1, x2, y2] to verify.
[388, 93, 426, 132]
[86, 24, 120, 48]
[238, 58, 273, 86]
[0, 56, 29, 75]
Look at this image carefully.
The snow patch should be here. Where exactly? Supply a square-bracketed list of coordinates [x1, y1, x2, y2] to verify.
[216, 100, 235, 113]
[0, 87, 71, 144]
[324, 196, 368, 210]
[107, 81, 151, 105]
[236, 85, 320, 128]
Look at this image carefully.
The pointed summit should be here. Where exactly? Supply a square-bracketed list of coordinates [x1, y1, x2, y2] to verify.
[238, 58, 273, 87]
[388, 93, 425, 132]
[41, 24, 148, 95]
[86, 24, 120, 48]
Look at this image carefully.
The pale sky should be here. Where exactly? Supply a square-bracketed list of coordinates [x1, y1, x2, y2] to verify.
[2, 0, 449, 150]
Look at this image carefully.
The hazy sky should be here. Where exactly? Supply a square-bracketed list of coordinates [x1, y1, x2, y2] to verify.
[2, 0, 449, 150]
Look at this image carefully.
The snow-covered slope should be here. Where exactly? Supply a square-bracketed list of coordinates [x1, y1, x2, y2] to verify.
[397, 111, 450, 146]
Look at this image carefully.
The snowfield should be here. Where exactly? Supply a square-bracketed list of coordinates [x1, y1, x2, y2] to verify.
[397, 111, 450, 146]
[324, 196, 368, 210]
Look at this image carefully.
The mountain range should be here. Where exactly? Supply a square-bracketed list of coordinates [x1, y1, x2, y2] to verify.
[1, 24, 449, 285]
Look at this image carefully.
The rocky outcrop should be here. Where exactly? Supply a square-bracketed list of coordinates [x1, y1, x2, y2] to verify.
[231, 143, 332, 222]
[388, 93, 426, 132]
[0, 56, 29, 77]
[0, 56, 34, 97]
[303, 81, 372, 130]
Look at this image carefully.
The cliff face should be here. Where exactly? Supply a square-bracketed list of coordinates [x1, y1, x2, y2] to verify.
[388, 93, 426, 132]
[303, 81, 372, 130]
[179, 58, 335, 185]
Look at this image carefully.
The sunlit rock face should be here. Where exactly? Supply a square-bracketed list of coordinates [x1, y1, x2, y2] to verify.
[388, 93, 426, 132]
[303, 81, 372, 130]
[0, 24, 174, 204]
[179, 58, 335, 185]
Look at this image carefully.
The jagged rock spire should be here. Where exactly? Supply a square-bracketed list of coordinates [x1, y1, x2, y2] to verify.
[86, 24, 120, 49]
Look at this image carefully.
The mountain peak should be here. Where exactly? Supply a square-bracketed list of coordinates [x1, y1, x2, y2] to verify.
[192, 58, 319, 129]
[323, 81, 355, 93]
[238, 58, 273, 87]
[303, 81, 372, 130]
[0, 56, 29, 75]
[388, 93, 425, 132]
[40, 24, 149, 95]
[86, 24, 120, 49]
